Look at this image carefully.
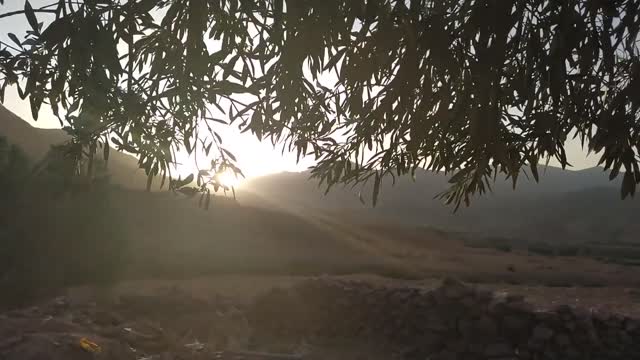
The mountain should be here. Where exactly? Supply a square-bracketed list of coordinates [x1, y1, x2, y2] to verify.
[239, 163, 637, 245]
[0, 105, 68, 159]
[3, 101, 640, 298]
[2, 103, 637, 246]
[0, 105, 147, 189]
[0, 105, 397, 288]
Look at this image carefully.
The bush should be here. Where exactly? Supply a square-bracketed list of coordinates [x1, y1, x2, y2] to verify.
[0, 139, 127, 307]
[0, 186, 127, 306]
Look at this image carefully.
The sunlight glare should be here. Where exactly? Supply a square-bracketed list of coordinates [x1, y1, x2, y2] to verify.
[217, 169, 242, 188]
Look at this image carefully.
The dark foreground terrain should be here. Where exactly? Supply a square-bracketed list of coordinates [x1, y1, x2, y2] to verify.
[2, 275, 640, 360]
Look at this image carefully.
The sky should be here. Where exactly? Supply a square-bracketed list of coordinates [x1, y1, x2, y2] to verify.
[0, 1, 600, 180]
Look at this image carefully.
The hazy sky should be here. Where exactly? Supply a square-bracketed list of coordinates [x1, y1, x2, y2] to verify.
[0, 1, 600, 179]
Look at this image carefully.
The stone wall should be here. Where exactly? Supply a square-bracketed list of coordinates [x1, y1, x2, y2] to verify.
[247, 278, 640, 359]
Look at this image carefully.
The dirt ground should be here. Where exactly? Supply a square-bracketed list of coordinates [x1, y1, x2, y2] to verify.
[67, 274, 640, 318]
[2, 274, 640, 360]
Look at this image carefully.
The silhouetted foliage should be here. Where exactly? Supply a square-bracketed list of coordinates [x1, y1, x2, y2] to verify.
[2, 1, 640, 207]
[0, 136, 125, 306]
[0, 136, 30, 190]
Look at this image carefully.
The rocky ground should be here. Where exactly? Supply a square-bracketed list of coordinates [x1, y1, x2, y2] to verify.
[0, 287, 251, 360]
[1, 276, 640, 359]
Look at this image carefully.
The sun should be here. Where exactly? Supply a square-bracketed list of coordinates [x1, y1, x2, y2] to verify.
[216, 169, 242, 188]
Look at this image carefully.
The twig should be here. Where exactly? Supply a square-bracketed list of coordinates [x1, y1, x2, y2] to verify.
[0, 39, 21, 52]
[0, 9, 56, 20]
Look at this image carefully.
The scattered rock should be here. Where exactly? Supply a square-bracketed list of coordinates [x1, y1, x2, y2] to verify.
[2, 278, 640, 360]
[1, 333, 136, 360]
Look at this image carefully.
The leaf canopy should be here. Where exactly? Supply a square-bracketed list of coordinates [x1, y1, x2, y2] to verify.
[1, 0, 640, 207]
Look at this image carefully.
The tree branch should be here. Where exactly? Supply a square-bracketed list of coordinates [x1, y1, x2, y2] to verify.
[0, 39, 20, 52]
[0, 9, 56, 20]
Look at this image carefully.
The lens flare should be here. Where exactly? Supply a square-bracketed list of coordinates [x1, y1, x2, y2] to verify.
[217, 169, 241, 188]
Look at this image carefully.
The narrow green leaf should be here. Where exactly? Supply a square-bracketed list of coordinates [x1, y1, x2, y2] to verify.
[137, 0, 159, 12]
[610, 163, 621, 180]
[160, 172, 167, 189]
[183, 173, 194, 185]
[24, 1, 39, 33]
[179, 187, 198, 197]
[40, 17, 71, 44]
[222, 148, 236, 161]
[622, 171, 635, 199]
[184, 137, 192, 153]
[103, 141, 110, 162]
[372, 172, 380, 207]
[146, 171, 153, 191]
[8, 33, 21, 47]
[530, 162, 539, 182]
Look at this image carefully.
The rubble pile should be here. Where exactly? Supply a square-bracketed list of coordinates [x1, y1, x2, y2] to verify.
[2, 278, 639, 359]
[248, 278, 640, 359]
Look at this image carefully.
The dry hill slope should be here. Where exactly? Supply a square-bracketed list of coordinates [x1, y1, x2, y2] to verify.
[0, 105, 146, 188]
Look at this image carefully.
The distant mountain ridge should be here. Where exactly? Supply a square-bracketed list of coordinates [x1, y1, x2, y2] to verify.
[0, 105, 147, 189]
[240, 164, 621, 212]
[2, 104, 637, 246]
[240, 159, 637, 245]
[0, 105, 392, 284]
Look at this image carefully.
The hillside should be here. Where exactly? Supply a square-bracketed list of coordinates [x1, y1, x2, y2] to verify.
[239, 165, 637, 244]
[0, 105, 396, 293]
[0, 105, 146, 189]
[2, 103, 639, 265]
[3, 104, 640, 309]
[3, 102, 636, 246]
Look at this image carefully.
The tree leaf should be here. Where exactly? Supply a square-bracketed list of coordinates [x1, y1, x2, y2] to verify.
[146, 171, 154, 191]
[222, 148, 236, 161]
[178, 187, 198, 197]
[103, 141, 110, 162]
[24, 1, 39, 34]
[160, 172, 167, 189]
[530, 160, 539, 183]
[621, 171, 635, 199]
[609, 162, 621, 180]
[183, 173, 194, 185]
[41, 18, 71, 45]
[372, 172, 380, 207]
[8, 33, 21, 47]
[183, 137, 192, 153]
[136, 0, 159, 13]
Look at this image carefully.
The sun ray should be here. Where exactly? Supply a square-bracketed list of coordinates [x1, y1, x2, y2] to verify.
[217, 169, 241, 188]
